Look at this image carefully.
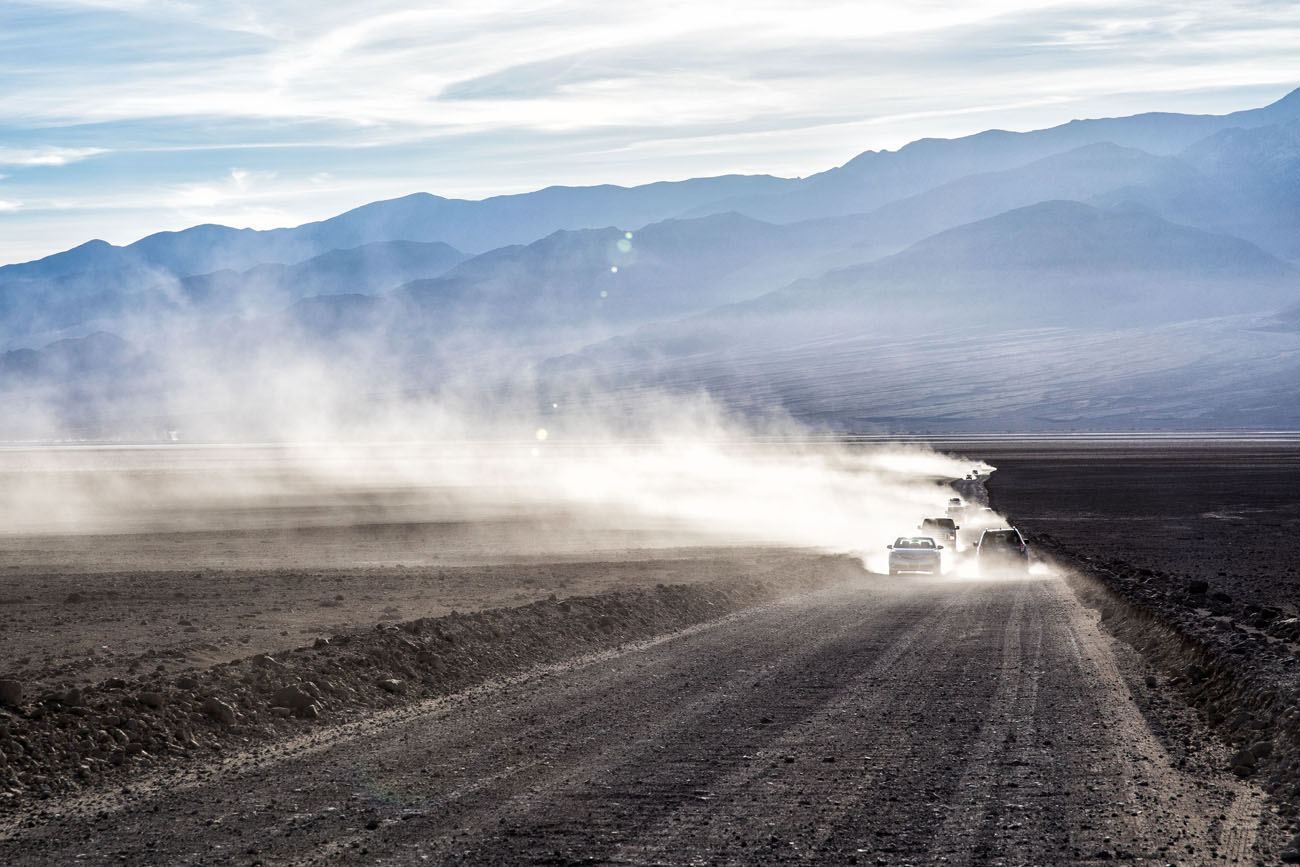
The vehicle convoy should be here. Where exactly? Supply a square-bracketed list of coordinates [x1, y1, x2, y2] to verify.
[976, 527, 1029, 574]
[887, 536, 943, 575]
[918, 517, 959, 548]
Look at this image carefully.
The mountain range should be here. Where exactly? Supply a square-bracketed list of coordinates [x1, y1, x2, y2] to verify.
[5, 87, 1300, 436]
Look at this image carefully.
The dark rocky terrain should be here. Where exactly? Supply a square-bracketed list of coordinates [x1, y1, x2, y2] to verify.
[980, 440, 1300, 859]
[982, 440, 1300, 613]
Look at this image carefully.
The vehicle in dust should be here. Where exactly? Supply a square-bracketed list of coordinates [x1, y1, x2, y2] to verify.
[961, 507, 1000, 543]
[946, 497, 966, 520]
[918, 516, 959, 548]
[976, 528, 1029, 574]
[887, 536, 944, 575]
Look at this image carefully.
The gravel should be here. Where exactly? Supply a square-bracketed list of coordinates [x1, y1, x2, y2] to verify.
[0, 568, 854, 811]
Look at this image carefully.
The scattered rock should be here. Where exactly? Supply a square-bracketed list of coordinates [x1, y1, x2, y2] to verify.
[201, 697, 237, 725]
[1229, 748, 1257, 776]
[1187, 580, 1209, 595]
[377, 679, 406, 695]
[138, 692, 165, 710]
[271, 686, 314, 712]
[64, 592, 85, 604]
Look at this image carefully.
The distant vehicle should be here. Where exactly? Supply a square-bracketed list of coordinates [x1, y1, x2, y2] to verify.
[976, 528, 1029, 573]
[918, 517, 959, 547]
[946, 497, 966, 519]
[888, 536, 943, 575]
[962, 507, 1000, 542]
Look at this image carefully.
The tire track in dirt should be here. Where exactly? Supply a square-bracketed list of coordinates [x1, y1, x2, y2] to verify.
[0, 573, 1273, 866]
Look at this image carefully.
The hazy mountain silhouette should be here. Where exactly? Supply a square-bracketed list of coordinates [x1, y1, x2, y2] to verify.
[744, 201, 1299, 326]
[0, 175, 789, 327]
[550, 201, 1300, 384]
[1081, 119, 1300, 261]
[0, 331, 152, 391]
[688, 88, 1300, 224]
[8, 87, 1300, 434]
[7, 88, 1300, 354]
[539, 202, 1300, 431]
[0, 240, 467, 345]
[180, 240, 466, 313]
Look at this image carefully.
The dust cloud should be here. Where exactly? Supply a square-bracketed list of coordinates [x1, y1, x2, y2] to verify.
[0, 391, 993, 570]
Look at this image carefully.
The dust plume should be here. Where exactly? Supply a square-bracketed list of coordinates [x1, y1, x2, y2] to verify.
[0, 387, 989, 572]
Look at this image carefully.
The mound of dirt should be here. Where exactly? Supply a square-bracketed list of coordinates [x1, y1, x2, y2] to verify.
[0, 563, 859, 810]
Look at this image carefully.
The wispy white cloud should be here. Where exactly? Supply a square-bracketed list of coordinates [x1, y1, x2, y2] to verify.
[0, 146, 107, 167]
[0, 199, 21, 212]
[0, 0, 1298, 262]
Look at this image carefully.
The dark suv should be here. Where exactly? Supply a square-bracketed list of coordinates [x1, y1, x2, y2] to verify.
[976, 528, 1029, 574]
[918, 517, 959, 547]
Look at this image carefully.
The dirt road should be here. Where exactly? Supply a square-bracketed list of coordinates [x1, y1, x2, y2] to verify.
[0, 571, 1271, 865]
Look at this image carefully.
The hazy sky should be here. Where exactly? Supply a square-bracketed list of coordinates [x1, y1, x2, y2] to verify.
[1, 0, 1297, 263]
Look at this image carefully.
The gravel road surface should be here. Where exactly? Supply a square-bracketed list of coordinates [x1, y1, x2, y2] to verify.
[0, 572, 1270, 865]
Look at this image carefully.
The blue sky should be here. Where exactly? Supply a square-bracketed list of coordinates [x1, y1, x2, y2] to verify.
[1, 0, 1298, 264]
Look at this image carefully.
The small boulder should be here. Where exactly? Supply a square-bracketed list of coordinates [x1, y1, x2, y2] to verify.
[138, 692, 165, 710]
[1229, 748, 1256, 777]
[1187, 579, 1209, 595]
[201, 697, 237, 725]
[271, 685, 314, 711]
[377, 679, 406, 695]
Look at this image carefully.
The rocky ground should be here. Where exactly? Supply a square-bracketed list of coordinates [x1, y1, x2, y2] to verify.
[981, 441, 1300, 862]
[3, 439, 1300, 863]
[0, 552, 859, 813]
[1, 571, 1283, 865]
[0, 547, 809, 690]
[979, 441, 1300, 613]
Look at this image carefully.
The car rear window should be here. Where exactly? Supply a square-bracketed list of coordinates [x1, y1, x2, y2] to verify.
[923, 518, 956, 529]
[983, 531, 1021, 545]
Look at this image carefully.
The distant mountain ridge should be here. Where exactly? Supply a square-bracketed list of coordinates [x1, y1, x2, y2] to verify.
[5, 86, 1299, 343]
[688, 88, 1300, 224]
[7, 86, 1300, 436]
